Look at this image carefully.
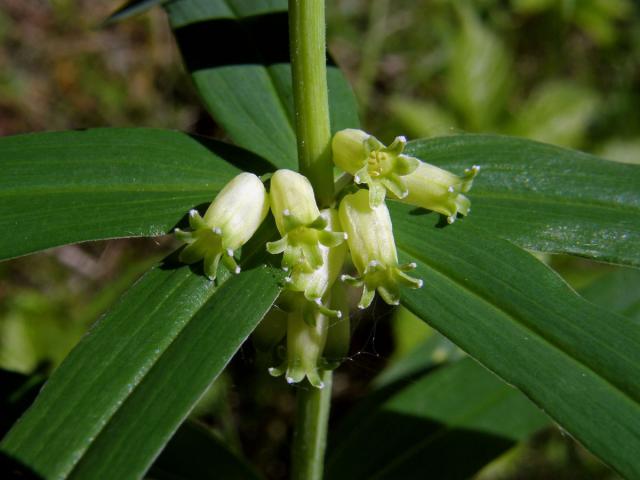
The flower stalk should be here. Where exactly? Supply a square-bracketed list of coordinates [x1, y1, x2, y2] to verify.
[288, 1, 334, 478]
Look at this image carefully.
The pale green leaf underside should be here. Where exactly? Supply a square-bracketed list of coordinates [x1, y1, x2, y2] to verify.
[391, 203, 640, 479]
[405, 134, 640, 266]
[165, 0, 360, 169]
[0, 258, 282, 479]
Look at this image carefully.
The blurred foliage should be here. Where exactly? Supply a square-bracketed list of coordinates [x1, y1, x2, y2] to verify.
[1, 1, 638, 478]
[328, 0, 640, 159]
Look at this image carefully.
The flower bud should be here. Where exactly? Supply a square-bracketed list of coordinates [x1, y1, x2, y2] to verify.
[339, 190, 422, 309]
[269, 310, 328, 388]
[269, 169, 320, 233]
[394, 161, 480, 224]
[267, 170, 347, 273]
[332, 128, 419, 207]
[175, 172, 269, 280]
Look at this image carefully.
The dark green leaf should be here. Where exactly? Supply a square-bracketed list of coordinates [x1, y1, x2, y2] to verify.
[0, 128, 275, 261]
[392, 203, 640, 478]
[165, 0, 360, 169]
[150, 420, 262, 480]
[0, 256, 282, 479]
[404, 134, 640, 266]
[326, 358, 549, 480]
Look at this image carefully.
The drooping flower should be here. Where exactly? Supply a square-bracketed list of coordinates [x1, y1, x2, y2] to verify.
[332, 128, 420, 207]
[339, 189, 423, 309]
[175, 172, 269, 280]
[280, 208, 346, 319]
[267, 169, 347, 273]
[393, 161, 480, 224]
[268, 310, 329, 388]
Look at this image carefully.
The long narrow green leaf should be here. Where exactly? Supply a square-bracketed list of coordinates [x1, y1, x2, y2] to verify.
[391, 203, 640, 479]
[0, 256, 282, 479]
[165, 0, 360, 169]
[0, 128, 275, 261]
[404, 135, 640, 266]
[150, 420, 262, 480]
[326, 358, 549, 480]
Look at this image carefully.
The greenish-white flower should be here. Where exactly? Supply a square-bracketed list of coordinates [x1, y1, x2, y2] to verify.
[394, 161, 480, 224]
[267, 169, 347, 273]
[332, 128, 420, 207]
[339, 189, 422, 309]
[269, 310, 329, 388]
[175, 172, 269, 280]
[281, 208, 346, 318]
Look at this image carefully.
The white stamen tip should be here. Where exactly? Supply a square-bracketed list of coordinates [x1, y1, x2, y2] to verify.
[213, 227, 222, 234]
[447, 186, 455, 193]
[336, 311, 343, 319]
[285, 376, 295, 384]
[417, 279, 424, 288]
[473, 165, 480, 171]
[226, 248, 234, 257]
[409, 262, 417, 268]
[189, 209, 198, 217]
[447, 215, 456, 224]
[354, 175, 361, 183]
[282, 266, 289, 272]
[343, 232, 349, 239]
[283, 209, 291, 216]
[397, 135, 407, 142]
[314, 298, 322, 306]
[369, 260, 379, 267]
[234, 266, 241, 274]
[467, 208, 471, 213]
[283, 277, 292, 284]
[317, 382, 325, 389]
[340, 274, 348, 282]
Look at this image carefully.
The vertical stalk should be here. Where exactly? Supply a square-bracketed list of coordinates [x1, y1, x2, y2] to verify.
[288, 2, 334, 477]
[291, 371, 333, 480]
[289, 0, 334, 207]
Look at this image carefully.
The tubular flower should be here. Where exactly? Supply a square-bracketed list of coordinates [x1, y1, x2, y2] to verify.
[332, 128, 419, 207]
[267, 170, 347, 273]
[394, 161, 480, 224]
[175, 172, 269, 280]
[339, 189, 422, 309]
[269, 310, 329, 388]
[281, 208, 347, 319]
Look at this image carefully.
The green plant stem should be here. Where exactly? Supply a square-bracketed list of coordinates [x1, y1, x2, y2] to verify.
[288, 2, 334, 477]
[289, 0, 334, 207]
[291, 372, 333, 480]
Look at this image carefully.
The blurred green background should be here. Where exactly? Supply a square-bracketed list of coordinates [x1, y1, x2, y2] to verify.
[1, 0, 638, 478]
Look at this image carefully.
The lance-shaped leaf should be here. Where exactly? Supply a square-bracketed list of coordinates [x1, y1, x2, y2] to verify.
[0, 255, 283, 479]
[0, 128, 276, 261]
[326, 358, 549, 480]
[165, 0, 359, 169]
[390, 203, 640, 479]
[404, 135, 640, 266]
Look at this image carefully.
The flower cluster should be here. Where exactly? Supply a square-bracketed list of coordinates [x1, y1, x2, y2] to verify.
[175, 129, 478, 388]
